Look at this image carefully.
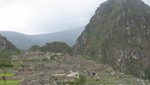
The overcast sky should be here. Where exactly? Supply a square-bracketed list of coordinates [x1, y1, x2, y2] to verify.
[0, 0, 150, 35]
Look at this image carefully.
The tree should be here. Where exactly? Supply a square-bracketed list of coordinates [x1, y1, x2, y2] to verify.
[0, 62, 13, 85]
[145, 67, 150, 80]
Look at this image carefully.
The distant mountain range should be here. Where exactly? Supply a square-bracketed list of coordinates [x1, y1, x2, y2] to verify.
[0, 27, 84, 50]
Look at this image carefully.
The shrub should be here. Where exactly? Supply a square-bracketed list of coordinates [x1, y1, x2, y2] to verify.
[145, 67, 150, 80]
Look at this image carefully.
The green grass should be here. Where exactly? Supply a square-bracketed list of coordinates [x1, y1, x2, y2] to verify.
[0, 73, 14, 77]
[105, 84, 114, 85]
[0, 80, 19, 85]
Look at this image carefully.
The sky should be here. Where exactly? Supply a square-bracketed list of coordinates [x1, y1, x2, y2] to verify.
[0, 0, 150, 35]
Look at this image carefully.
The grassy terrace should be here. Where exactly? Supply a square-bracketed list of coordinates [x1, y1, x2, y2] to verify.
[0, 80, 19, 85]
[0, 73, 20, 85]
[0, 73, 14, 77]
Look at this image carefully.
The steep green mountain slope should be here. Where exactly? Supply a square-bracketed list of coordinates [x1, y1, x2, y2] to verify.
[0, 34, 18, 61]
[0, 35, 17, 51]
[74, 0, 150, 79]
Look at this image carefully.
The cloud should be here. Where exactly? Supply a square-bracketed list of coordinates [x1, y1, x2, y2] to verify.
[0, 0, 107, 34]
[0, 0, 149, 34]
[28, 0, 107, 34]
[143, 0, 150, 5]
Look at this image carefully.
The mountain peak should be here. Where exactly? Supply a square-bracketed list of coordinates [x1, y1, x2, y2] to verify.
[74, 0, 150, 79]
[109, 0, 142, 3]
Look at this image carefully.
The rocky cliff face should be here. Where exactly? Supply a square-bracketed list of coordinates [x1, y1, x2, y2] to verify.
[74, 0, 150, 79]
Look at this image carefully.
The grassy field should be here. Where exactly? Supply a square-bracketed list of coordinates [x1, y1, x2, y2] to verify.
[0, 80, 19, 85]
[0, 72, 19, 85]
[0, 73, 14, 77]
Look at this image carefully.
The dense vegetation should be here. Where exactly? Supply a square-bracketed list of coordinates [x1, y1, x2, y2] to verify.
[64, 75, 86, 85]
[29, 42, 73, 55]
[145, 67, 150, 80]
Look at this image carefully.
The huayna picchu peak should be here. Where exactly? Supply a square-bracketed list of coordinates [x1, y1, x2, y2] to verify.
[74, 0, 150, 79]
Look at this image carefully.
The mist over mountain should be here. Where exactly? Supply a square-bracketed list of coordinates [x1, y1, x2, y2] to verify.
[0, 27, 84, 50]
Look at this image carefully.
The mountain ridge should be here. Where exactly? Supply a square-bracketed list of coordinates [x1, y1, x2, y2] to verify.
[0, 27, 84, 50]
